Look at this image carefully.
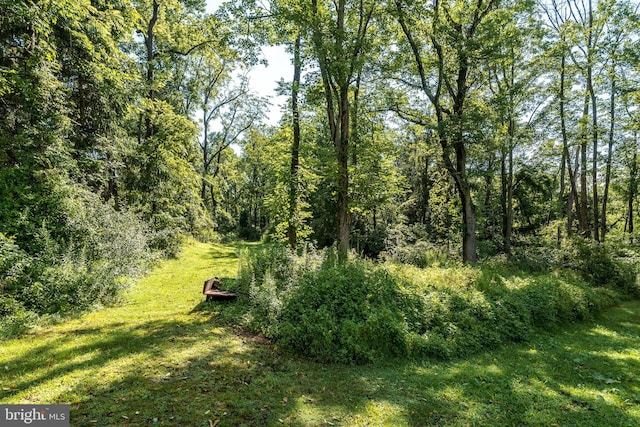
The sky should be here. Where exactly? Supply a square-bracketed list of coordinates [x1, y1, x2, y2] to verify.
[206, 0, 291, 125]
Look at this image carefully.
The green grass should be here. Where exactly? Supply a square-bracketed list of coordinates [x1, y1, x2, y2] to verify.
[1, 240, 639, 426]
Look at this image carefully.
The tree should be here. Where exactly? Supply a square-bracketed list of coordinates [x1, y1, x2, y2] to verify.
[394, 0, 509, 262]
[600, 0, 638, 241]
[486, 9, 544, 253]
[306, 0, 377, 255]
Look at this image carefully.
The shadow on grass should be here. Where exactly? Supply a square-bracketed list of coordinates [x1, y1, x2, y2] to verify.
[1, 302, 638, 426]
[205, 241, 263, 261]
[181, 301, 640, 426]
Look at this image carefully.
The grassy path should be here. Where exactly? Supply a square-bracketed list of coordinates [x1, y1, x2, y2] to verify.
[1, 240, 639, 426]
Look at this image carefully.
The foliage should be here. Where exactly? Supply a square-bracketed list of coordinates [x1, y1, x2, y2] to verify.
[382, 223, 456, 268]
[277, 258, 409, 363]
[236, 244, 323, 334]
[3, 240, 640, 426]
[236, 242, 634, 364]
[509, 236, 640, 296]
[0, 185, 154, 338]
[568, 239, 639, 296]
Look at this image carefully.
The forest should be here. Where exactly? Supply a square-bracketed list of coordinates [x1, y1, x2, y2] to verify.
[2, 1, 640, 424]
[2, 0, 640, 354]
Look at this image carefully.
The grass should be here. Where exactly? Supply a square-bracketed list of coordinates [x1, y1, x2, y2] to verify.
[1, 239, 639, 426]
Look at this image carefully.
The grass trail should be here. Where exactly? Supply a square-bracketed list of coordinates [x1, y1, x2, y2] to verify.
[1, 240, 639, 426]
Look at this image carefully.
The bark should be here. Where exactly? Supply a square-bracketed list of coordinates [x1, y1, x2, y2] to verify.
[628, 137, 638, 242]
[310, 0, 373, 256]
[601, 70, 615, 241]
[579, 91, 590, 235]
[568, 146, 581, 234]
[421, 154, 432, 225]
[336, 85, 351, 254]
[501, 142, 513, 255]
[146, 0, 158, 95]
[502, 61, 515, 255]
[559, 52, 573, 235]
[201, 106, 210, 202]
[144, 0, 159, 140]
[288, 32, 302, 248]
[394, 0, 496, 262]
[588, 62, 599, 241]
[588, 0, 599, 242]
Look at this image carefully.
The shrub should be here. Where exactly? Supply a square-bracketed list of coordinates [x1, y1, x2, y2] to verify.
[235, 241, 636, 364]
[0, 233, 32, 292]
[383, 240, 453, 268]
[236, 244, 323, 336]
[277, 259, 408, 363]
[510, 237, 639, 295]
[1, 187, 154, 337]
[0, 234, 38, 338]
[381, 224, 454, 268]
[572, 239, 638, 295]
[0, 296, 38, 339]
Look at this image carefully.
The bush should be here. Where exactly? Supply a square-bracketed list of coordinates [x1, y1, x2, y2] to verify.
[572, 240, 639, 295]
[0, 233, 32, 291]
[236, 244, 631, 364]
[1, 186, 154, 337]
[277, 259, 408, 363]
[236, 244, 323, 336]
[0, 296, 38, 339]
[0, 234, 38, 338]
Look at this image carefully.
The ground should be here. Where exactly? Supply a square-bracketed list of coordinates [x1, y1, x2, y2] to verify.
[1, 240, 639, 426]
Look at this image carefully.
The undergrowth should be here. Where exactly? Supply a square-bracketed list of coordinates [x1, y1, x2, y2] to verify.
[235, 241, 639, 364]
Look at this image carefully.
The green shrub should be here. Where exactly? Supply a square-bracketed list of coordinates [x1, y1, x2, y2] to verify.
[572, 240, 638, 295]
[0, 234, 38, 338]
[1, 187, 154, 337]
[277, 259, 408, 363]
[0, 233, 32, 291]
[236, 243, 634, 364]
[382, 224, 455, 268]
[148, 228, 183, 258]
[0, 298, 38, 339]
[510, 237, 639, 295]
[236, 244, 323, 336]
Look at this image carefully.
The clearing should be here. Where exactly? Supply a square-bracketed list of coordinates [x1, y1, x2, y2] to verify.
[1, 240, 639, 426]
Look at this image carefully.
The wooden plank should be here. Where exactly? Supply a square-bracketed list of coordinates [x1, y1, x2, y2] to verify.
[203, 277, 237, 301]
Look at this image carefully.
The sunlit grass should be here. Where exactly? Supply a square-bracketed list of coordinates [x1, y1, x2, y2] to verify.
[1, 240, 639, 426]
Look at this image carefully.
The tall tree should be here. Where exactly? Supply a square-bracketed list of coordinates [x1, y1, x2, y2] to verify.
[394, 0, 508, 262]
[306, 0, 376, 254]
[487, 8, 544, 254]
[288, 31, 303, 247]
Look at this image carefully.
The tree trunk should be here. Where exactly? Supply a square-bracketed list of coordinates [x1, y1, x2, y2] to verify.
[501, 148, 508, 251]
[579, 91, 590, 235]
[451, 135, 478, 263]
[588, 64, 599, 241]
[559, 52, 569, 221]
[201, 107, 209, 203]
[288, 32, 302, 248]
[336, 85, 351, 254]
[601, 70, 615, 242]
[421, 154, 431, 225]
[587, 0, 599, 242]
[629, 139, 638, 242]
[144, 0, 159, 140]
[460, 184, 478, 263]
[501, 142, 513, 255]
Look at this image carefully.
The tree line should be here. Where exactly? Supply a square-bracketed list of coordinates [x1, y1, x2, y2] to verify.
[1, 0, 640, 279]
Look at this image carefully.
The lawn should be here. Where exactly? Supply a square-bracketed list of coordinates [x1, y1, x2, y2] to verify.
[1, 240, 639, 426]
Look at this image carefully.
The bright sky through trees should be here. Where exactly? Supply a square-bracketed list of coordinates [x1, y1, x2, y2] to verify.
[207, 0, 291, 125]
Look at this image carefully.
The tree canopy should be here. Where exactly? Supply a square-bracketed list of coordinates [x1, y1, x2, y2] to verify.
[1, 0, 640, 324]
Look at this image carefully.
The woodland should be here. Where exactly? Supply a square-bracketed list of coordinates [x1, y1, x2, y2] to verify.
[1, 0, 640, 365]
